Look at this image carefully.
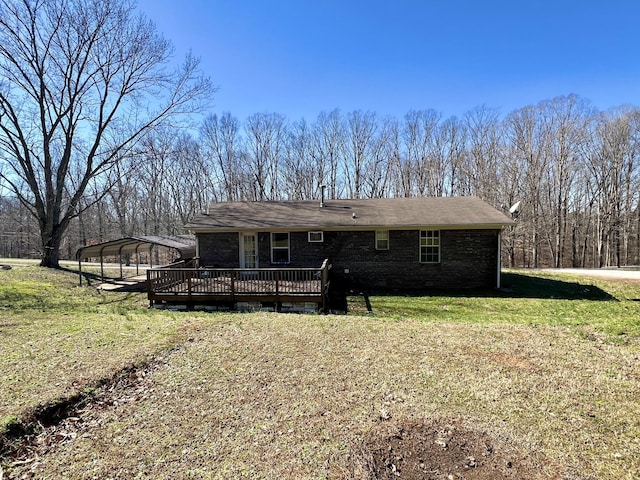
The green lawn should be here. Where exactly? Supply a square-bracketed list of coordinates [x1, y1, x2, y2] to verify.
[349, 270, 640, 339]
[0, 262, 211, 431]
[1, 262, 639, 479]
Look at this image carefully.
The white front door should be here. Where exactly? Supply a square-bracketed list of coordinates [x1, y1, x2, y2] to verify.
[240, 233, 258, 268]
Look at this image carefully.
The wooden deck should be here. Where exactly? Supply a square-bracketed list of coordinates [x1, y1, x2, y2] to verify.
[147, 260, 330, 310]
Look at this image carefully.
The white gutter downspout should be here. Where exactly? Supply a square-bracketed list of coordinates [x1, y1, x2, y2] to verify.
[497, 230, 502, 289]
[195, 234, 200, 266]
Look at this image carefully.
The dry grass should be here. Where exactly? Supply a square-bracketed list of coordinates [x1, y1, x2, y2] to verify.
[0, 263, 209, 431]
[1, 264, 640, 479]
[8, 316, 640, 479]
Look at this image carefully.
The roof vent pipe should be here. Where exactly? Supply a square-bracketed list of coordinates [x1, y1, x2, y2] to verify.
[320, 184, 326, 208]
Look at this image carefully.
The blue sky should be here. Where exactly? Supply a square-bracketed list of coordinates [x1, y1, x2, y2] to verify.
[136, 0, 640, 121]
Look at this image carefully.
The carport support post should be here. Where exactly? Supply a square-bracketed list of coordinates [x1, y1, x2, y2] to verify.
[78, 257, 82, 286]
[99, 245, 106, 282]
[118, 244, 124, 279]
[135, 244, 141, 276]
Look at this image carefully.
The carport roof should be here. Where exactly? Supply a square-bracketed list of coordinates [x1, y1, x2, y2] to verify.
[76, 235, 196, 259]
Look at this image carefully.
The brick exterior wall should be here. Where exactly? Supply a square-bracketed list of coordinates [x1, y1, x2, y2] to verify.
[197, 232, 239, 267]
[196, 228, 501, 291]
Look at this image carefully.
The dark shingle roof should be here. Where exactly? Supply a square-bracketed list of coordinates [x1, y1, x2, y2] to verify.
[185, 197, 513, 231]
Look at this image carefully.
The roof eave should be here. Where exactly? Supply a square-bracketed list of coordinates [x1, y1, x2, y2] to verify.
[187, 222, 513, 233]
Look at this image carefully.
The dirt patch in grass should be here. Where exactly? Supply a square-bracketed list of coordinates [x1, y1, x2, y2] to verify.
[355, 418, 550, 479]
[0, 347, 180, 461]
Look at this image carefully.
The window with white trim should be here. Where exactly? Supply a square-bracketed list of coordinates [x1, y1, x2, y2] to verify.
[308, 231, 324, 243]
[271, 232, 290, 263]
[375, 230, 389, 250]
[420, 230, 440, 263]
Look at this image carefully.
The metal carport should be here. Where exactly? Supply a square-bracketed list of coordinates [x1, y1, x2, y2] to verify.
[75, 235, 196, 285]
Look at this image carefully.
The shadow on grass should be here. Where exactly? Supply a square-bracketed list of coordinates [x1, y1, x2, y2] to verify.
[59, 266, 146, 292]
[59, 266, 101, 286]
[343, 273, 618, 316]
[499, 272, 616, 300]
[341, 272, 616, 306]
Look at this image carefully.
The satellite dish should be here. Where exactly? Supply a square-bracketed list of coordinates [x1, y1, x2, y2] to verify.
[509, 201, 521, 218]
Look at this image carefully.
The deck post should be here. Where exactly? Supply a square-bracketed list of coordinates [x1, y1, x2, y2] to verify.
[321, 259, 330, 312]
[147, 269, 153, 307]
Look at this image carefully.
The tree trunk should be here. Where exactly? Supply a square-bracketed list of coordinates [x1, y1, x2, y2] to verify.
[40, 224, 65, 268]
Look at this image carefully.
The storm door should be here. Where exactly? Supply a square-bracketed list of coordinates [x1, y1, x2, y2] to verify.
[240, 233, 258, 268]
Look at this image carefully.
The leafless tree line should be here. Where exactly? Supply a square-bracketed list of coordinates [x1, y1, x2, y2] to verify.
[0, 0, 213, 267]
[2, 94, 639, 268]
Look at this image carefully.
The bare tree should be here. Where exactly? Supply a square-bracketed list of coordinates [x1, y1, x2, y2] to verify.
[166, 133, 213, 228]
[342, 110, 377, 199]
[626, 110, 640, 265]
[137, 130, 175, 236]
[435, 116, 465, 197]
[540, 95, 592, 268]
[506, 104, 550, 267]
[104, 153, 140, 238]
[0, 0, 213, 267]
[363, 116, 396, 198]
[463, 105, 504, 202]
[385, 117, 407, 197]
[310, 109, 345, 199]
[200, 113, 244, 201]
[402, 110, 441, 196]
[244, 113, 287, 200]
[585, 107, 640, 267]
[282, 119, 322, 200]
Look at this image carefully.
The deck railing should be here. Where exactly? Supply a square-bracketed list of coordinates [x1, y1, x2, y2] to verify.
[147, 259, 330, 309]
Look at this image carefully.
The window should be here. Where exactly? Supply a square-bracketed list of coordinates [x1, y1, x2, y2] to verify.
[308, 231, 324, 243]
[271, 232, 290, 264]
[420, 230, 440, 263]
[375, 230, 389, 250]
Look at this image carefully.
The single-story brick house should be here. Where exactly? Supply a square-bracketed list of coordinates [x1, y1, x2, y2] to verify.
[184, 196, 513, 293]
